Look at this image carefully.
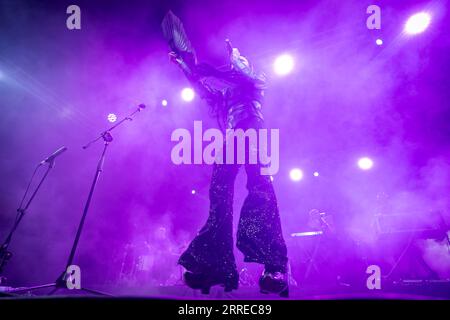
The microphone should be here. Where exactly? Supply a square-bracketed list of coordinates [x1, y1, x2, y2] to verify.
[40, 146, 68, 165]
[138, 103, 146, 110]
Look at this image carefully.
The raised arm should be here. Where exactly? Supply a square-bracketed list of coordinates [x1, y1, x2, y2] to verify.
[169, 52, 223, 106]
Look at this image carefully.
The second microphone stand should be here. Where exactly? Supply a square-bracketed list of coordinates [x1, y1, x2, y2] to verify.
[0, 162, 54, 277]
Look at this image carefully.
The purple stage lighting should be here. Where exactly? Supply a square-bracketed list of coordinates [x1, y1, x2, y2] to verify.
[181, 88, 195, 102]
[273, 54, 294, 76]
[107, 113, 117, 123]
[161, 99, 168, 107]
[376, 38, 383, 46]
[289, 168, 303, 181]
[191, 189, 196, 195]
[357, 157, 374, 170]
[405, 12, 431, 35]
[313, 171, 320, 177]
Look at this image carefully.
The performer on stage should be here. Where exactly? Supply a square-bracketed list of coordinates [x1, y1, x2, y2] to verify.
[162, 12, 288, 296]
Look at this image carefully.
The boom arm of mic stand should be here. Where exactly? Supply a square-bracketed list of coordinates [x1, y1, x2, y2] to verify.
[82, 106, 143, 149]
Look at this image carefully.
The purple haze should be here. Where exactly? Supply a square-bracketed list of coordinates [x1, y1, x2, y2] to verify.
[0, 0, 449, 297]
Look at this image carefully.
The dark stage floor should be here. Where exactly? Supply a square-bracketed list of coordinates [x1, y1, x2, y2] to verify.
[2, 283, 450, 300]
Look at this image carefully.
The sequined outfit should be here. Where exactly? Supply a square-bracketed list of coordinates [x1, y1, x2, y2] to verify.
[177, 50, 288, 278]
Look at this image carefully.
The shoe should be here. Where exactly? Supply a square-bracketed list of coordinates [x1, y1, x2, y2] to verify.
[183, 271, 238, 294]
[259, 271, 289, 298]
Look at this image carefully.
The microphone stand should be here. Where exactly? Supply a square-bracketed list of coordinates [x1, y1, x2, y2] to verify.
[10, 105, 145, 296]
[0, 162, 54, 277]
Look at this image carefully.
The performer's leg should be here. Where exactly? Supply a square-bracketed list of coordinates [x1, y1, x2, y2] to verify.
[237, 160, 289, 296]
[236, 163, 288, 273]
[233, 118, 288, 274]
[179, 161, 240, 279]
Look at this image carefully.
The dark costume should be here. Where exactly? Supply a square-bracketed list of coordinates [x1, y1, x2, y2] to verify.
[162, 11, 288, 294]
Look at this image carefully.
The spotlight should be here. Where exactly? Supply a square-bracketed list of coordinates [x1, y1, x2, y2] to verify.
[313, 171, 320, 177]
[357, 157, 374, 170]
[289, 168, 303, 181]
[405, 12, 431, 35]
[181, 88, 195, 102]
[273, 54, 294, 76]
[376, 38, 383, 46]
[161, 99, 168, 107]
[107, 113, 117, 123]
[191, 189, 196, 195]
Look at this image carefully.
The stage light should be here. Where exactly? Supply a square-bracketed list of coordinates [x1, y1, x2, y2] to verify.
[161, 99, 168, 107]
[181, 88, 195, 102]
[107, 113, 117, 123]
[289, 168, 303, 181]
[313, 171, 320, 177]
[357, 157, 374, 170]
[405, 12, 431, 35]
[191, 189, 196, 195]
[273, 54, 294, 76]
[376, 39, 383, 46]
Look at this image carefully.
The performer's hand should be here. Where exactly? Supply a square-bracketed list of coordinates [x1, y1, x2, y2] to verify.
[168, 51, 183, 65]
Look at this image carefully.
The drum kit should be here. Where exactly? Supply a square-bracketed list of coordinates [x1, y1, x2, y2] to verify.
[118, 240, 185, 287]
